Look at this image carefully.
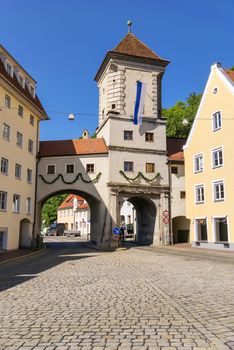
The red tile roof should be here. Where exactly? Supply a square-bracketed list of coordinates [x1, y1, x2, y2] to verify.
[39, 138, 108, 157]
[112, 33, 163, 60]
[167, 137, 186, 162]
[94, 33, 169, 81]
[58, 194, 88, 210]
[0, 57, 47, 119]
[224, 69, 234, 83]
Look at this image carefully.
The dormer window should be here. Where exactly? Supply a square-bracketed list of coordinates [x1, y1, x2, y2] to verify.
[18, 73, 25, 88]
[29, 84, 35, 98]
[6, 60, 13, 77]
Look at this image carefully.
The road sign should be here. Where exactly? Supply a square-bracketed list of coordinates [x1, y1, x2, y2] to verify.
[163, 217, 169, 225]
[163, 210, 169, 216]
[113, 234, 119, 240]
[113, 227, 120, 235]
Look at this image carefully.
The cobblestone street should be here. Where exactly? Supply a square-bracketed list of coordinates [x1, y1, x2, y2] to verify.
[0, 238, 234, 350]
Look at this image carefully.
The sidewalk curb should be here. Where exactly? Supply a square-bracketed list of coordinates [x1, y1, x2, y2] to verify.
[0, 247, 47, 266]
[138, 245, 234, 259]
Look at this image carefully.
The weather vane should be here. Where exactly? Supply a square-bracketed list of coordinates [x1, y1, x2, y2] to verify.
[127, 20, 132, 33]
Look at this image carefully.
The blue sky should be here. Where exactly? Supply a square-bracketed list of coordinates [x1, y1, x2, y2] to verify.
[1, 0, 234, 140]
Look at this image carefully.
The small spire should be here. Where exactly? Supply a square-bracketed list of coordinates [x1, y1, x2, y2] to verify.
[127, 20, 132, 33]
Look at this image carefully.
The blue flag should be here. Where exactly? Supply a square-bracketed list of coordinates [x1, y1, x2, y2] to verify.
[134, 81, 146, 125]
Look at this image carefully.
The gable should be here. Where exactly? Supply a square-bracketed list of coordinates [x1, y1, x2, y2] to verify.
[184, 64, 234, 150]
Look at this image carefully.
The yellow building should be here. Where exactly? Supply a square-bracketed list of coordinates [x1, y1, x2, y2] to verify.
[0, 45, 47, 250]
[184, 63, 234, 250]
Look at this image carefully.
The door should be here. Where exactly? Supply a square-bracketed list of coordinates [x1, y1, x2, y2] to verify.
[0, 232, 4, 249]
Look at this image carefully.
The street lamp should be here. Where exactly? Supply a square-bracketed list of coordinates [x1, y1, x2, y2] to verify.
[68, 113, 75, 121]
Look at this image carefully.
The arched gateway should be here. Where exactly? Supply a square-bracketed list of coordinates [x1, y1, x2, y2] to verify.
[35, 32, 170, 248]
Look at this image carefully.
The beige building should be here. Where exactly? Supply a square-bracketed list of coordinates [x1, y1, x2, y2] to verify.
[184, 63, 234, 250]
[0, 45, 47, 250]
[57, 194, 90, 236]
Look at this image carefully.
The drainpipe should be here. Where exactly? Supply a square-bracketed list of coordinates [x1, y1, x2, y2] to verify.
[32, 119, 40, 248]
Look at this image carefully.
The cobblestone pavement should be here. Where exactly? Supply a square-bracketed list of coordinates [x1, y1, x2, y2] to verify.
[0, 239, 234, 350]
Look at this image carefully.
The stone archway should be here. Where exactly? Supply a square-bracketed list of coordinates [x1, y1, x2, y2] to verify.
[19, 219, 32, 248]
[172, 216, 190, 243]
[126, 196, 157, 245]
[37, 189, 103, 246]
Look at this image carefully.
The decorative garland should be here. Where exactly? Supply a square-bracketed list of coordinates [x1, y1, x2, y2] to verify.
[119, 170, 161, 183]
[39, 172, 102, 185]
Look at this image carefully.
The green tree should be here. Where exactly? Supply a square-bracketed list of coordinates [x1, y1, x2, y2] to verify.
[163, 92, 202, 138]
[41, 193, 68, 226]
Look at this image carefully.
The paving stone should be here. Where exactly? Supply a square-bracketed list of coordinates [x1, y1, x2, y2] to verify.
[0, 243, 234, 349]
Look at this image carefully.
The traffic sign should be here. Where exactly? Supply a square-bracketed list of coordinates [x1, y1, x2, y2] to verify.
[163, 210, 169, 216]
[112, 227, 120, 235]
[113, 234, 119, 240]
[163, 217, 169, 225]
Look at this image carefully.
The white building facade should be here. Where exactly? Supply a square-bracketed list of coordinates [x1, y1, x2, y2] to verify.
[57, 194, 90, 236]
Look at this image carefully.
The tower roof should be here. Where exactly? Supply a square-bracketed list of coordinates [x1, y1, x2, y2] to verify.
[95, 33, 169, 81]
[112, 33, 163, 60]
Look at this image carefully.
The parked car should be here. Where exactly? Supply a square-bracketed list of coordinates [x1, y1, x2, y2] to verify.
[64, 230, 81, 237]
[47, 223, 65, 236]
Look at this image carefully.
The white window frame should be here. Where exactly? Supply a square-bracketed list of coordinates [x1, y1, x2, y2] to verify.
[28, 139, 34, 154]
[46, 164, 56, 175]
[1, 158, 8, 175]
[18, 72, 25, 88]
[18, 105, 24, 118]
[30, 114, 35, 126]
[212, 146, 224, 169]
[5, 60, 13, 77]
[124, 161, 134, 172]
[213, 179, 225, 202]
[15, 163, 22, 180]
[4, 94, 11, 108]
[124, 130, 133, 141]
[27, 169, 32, 184]
[13, 194, 20, 213]
[194, 153, 204, 173]
[194, 184, 205, 204]
[145, 132, 154, 142]
[2, 123, 10, 141]
[212, 215, 229, 243]
[194, 217, 207, 241]
[212, 111, 222, 131]
[85, 163, 95, 174]
[0, 191, 7, 211]
[65, 163, 75, 174]
[26, 197, 32, 215]
[16, 132, 23, 148]
[29, 84, 35, 98]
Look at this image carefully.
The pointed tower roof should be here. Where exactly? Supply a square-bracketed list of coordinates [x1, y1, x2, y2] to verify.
[112, 33, 163, 60]
[95, 32, 169, 81]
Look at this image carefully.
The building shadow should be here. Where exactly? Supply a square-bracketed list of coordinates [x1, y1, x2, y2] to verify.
[0, 241, 110, 293]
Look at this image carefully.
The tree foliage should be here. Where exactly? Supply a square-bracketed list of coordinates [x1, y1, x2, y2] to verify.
[163, 92, 202, 138]
[41, 193, 68, 226]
